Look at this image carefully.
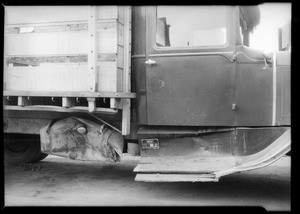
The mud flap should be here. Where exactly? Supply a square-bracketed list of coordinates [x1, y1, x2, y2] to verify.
[134, 127, 291, 182]
[40, 117, 124, 162]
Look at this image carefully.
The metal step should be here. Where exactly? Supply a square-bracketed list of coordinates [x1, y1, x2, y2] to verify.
[134, 156, 237, 174]
[134, 128, 291, 182]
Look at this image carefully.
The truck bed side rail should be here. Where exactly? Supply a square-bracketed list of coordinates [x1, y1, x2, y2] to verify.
[3, 6, 134, 135]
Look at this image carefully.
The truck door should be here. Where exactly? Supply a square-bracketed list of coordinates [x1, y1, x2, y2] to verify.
[145, 6, 237, 126]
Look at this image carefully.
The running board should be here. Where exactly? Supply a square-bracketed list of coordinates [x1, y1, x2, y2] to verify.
[135, 173, 219, 182]
[134, 128, 291, 182]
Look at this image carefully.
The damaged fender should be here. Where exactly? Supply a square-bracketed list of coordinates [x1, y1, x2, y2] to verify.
[40, 117, 124, 162]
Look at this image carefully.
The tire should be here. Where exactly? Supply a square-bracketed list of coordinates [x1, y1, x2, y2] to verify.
[4, 134, 47, 165]
[33, 152, 49, 162]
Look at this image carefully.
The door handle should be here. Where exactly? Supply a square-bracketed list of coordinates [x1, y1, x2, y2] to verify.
[145, 59, 156, 66]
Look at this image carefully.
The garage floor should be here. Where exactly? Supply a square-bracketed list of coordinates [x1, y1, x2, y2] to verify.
[4, 154, 290, 210]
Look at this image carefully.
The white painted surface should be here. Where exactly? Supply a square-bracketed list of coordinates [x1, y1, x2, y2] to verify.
[5, 27, 117, 56]
[5, 62, 119, 92]
[4, 6, 119, 25]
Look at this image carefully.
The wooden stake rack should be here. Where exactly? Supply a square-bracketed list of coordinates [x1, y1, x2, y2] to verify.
[3, 6, 134, 135]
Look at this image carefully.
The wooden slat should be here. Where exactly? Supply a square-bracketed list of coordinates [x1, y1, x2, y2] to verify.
[117, 45, 124, 69]
[121, 6, 132, 135]
[117, 68, 124, 92]
[5, 24, 118, 56]
[17, 96, 30, 106]
[122, 99, 131, 135]
[97, 22, 117, 53]
[6, 58, 39, 66]
[4, 105, 118, 114]
[97, 6, 118, 20]
[5, 31, 88, 56]
[5, 63, 120, 92]
[96, 62, 119, 92]
[5, 65, 88, 91]
[5, 20, 117, 34]
[117, 6, 124, 25]
[5, 6, 90, 25]
[62, 97, 75, 108]
[87, 6, 97, 92]
[4, 90, 136, 98]
[6, 54, 117, 66]
[122, 7, 131, 94]
[5, 23, 88, 34]
[117, 21, 124, 48]
[5, 6, 119, 25]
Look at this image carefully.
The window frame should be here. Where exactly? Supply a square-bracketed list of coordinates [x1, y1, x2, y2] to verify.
[146, 6, 236, 54]
[152, 5, 230, 51]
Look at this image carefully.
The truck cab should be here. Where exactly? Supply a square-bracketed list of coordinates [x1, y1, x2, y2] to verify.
[132, 5, 290, 127]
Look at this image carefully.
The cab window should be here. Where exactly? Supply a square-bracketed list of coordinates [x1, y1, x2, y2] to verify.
[156, 6, 228, 48]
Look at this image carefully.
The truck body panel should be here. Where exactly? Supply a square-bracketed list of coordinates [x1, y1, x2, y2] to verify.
[3, 5, 291, 182]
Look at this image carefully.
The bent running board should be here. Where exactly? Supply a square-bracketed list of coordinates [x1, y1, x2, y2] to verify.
[134, 127, 291, 182]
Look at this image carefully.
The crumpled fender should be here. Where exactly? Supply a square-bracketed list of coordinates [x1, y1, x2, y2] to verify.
[40, 117, 124, 162]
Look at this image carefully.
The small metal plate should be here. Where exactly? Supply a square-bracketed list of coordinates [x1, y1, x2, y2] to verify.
[141, 138, 159, 149]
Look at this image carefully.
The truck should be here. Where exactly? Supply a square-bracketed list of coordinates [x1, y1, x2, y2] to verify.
[3, 5, 291, 182]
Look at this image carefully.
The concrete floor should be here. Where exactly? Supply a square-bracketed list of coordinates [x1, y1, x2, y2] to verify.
[4, 154, 290, 210]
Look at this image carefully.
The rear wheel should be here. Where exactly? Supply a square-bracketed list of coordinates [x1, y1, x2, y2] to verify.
[4, 134, 48, 165]
[33, 153, 49, 162]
